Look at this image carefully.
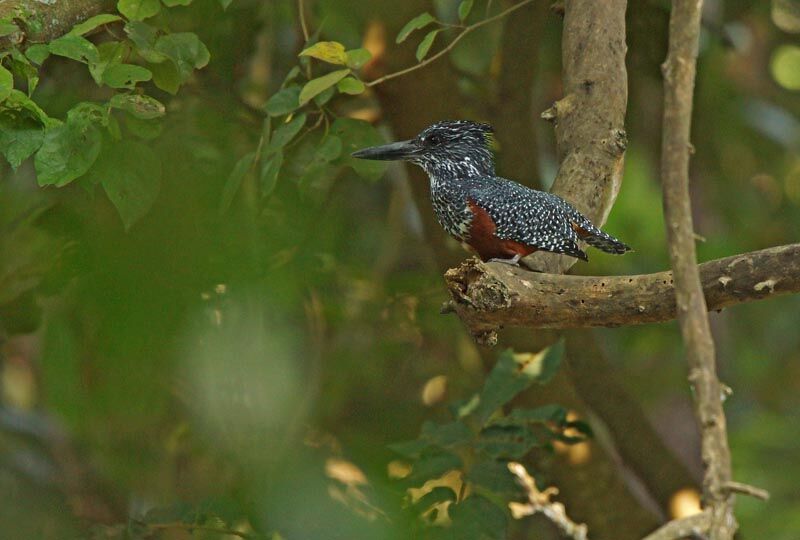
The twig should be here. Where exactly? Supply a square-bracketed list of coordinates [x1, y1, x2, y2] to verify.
[507, 462, 588, 540]
[641, 511, 711, 540]
[297, 0, 310, 42]
[365, 0, 536, 87]
[723, 481, 769, 501]
[661, 0, 736, 538]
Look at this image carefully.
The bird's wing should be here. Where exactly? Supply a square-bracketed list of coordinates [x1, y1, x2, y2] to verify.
[467, 178, 587, 258]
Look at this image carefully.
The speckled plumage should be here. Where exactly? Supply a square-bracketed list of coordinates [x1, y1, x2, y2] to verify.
[354, 120, 630, 263]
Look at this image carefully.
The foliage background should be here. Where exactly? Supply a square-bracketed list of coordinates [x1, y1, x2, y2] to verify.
[1, 0, 799, 538]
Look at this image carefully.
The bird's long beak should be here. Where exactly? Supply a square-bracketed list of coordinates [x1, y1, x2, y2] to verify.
[351, 140, 418, 161]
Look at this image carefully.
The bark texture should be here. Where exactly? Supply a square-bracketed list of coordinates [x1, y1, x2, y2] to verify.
[659, 0, 735, 537]
[523, 0, 628, 274]
[0, 0, 113, 49]
[444, 243, 800, 335]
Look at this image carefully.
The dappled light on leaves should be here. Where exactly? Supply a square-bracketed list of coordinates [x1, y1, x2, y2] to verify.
[421, 374, 447, 406]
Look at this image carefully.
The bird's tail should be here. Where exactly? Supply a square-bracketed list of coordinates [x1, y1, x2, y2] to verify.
[575, 222, 631, 255]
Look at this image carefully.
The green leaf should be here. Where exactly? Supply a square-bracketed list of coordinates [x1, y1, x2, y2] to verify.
[25, 44, 50, 65]
[416, 30, 440, 62]
[267, 113, 306, 152]
[470, 341, 565, 426]
[476, 423, 546, 458]
[317, 135, 342, 162]
[412, 486, 457, 512]
[298, 69, 349, 105]
[89, 42, 130, 84]
[95, 141, 162, 229]
[34, 121, 102, 187]
[2, 89, 54, 126]
[0, 64, 12, 102]
[153, 32, 210, 82]
[148, 60, 181, 93]
[313, 86, 336, 106]
[466, 460, 522, 499]
[162, 0, 193, 5]
[0, 117, 44, 170]
[219, 152, 254, 213]
[345, 48, 372, 69]
[458, 0, 474, 21]
[449, 495, 507, 540]
[336, 77, 365, 95]
[124, 21, 166, 62]
[265, 86, 300, 116]
[396, 12, 435, 44]
[68, 14, 122, 36]
[298, 41, 347, 65]
[0, 21, 19, 37]
[260, 151, 282, 197]
[402, 452, 462, 487]
[117, 0, 161, 21]
[48, 35, 99, 64]
[332, 118, 387, 181]
[219, 0, 232, 8]
[101, 63, 152, 88]
[124, 115, 162, 139]
[109, 93, 165, 119]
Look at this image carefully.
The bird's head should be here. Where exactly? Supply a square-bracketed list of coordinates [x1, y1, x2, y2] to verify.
[352, 120, 495, 179]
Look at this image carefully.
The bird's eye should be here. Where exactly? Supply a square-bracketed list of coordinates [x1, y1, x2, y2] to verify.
[427, 134, 443, 145]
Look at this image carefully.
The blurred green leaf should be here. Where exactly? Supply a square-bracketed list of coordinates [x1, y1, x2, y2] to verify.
[299, 69, 349, 105]
[219, 152, 255, 213]
[102, 64, 152, 88]
[68, 14, 122, 36]
[118, 0, 161, 20]
[416, 30, 440, 62]
[476, 423, 545, 458]
[0, 20, 19, 37]
[265, 86, 300, 116]
[299, 41, 347, 65]
[397, 12, 435, 44]
[48, 35, 99, 63]
[89, 42, 130, 84]
[772, 0, 800, 33]
[94, 141, 163, 229]
[25, 44, 50, 65]
[458, 0, 474, 21]
[345, 48, 372, 69]
[0, 117, 44, 170]
[466, 460, 521, 499]
[219, 0, 232, 8]
[162, 0, 194, 5]
[260, 151, 283, 197]
[125, 21, 167, 62]
[449, 495, 506, 539]
[154, 32, 211, 78]
[109, 93, 166, 119]
[471, 341, 564, 425]
[267, 113, 306, 152]
[34, 114, 102, 186]
[0, 64, 12, 102]
[337, 77, 365, 95]
[313, 85, 337, 106]
[402, 452, 462, 487]
[331, 118, 387, 181]
[317, 135, 343, 162]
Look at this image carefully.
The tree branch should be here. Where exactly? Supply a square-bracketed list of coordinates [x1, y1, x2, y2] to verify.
[641, 511, 711, 540]
[0, 0, 113, 50]
[521, 0, 628, 273]
[660, 0, 735, 538]
[443, 243, 800, 335]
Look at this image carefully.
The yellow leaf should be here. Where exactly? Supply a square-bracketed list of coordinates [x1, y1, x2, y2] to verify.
[299, 41, 347, 65]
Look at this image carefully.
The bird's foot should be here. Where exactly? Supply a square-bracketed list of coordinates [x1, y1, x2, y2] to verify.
[488, 254, 522, 266]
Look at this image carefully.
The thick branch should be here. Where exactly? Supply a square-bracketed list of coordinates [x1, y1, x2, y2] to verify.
[0, 0, 112, 49]
[444, 243, 800, 334]
[522, 0, 628, 273]
[661, 0, 735, 538]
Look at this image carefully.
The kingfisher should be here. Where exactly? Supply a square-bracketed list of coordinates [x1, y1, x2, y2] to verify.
[352, 120, 630, 265]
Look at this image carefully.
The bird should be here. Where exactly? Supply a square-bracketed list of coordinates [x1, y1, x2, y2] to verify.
[351, 120, 630, 266]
